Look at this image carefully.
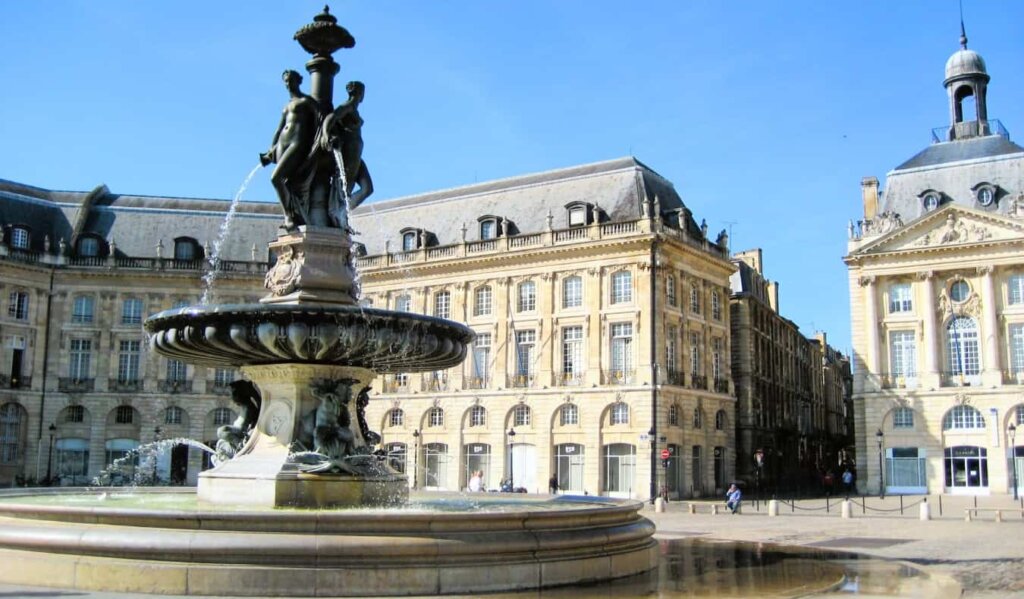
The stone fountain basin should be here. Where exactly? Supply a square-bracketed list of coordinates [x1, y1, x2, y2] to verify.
[0, 488, 657, 596]
[144, 303, 475, 371]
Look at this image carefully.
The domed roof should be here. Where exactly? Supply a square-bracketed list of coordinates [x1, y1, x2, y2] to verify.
[945, 48, 988, 84]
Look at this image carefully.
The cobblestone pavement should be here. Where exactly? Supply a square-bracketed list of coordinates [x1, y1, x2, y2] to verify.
[646, 494, 1024, 597]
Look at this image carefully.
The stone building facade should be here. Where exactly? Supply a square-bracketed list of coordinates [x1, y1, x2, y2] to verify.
[351, 158, 738, 499]
[730, 249, 853, 496]
[845, 31, 1024, 496]
[0, 179, 279, 486]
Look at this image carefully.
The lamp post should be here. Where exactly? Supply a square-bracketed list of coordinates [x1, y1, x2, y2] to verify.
[876, 429, 885, 499]
[1010, 423, 1019, 501]
[412, 429, 420, 489]
[45, 424, 56, 485]
[507, 428, 516, 490]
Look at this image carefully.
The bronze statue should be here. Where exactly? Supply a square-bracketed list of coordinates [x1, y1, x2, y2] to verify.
[261, 70, 319, 229]
[321, 81, 373, 211]
[214, 380, 263, 464]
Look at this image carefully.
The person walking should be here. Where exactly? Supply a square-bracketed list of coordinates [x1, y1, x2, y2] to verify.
[725, 484, 742, 514]
[841, 469, 854, 499]
[548, 475, 559, 495]
[468, 470, 483, 492]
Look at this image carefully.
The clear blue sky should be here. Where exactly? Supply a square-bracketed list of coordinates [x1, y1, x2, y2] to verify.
[2, 1, 1022, 353]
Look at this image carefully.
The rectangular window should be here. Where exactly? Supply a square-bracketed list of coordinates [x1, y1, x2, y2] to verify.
[1010, 275, 1024, 305]
[889, 330, 917, 378]
[10, 228, 29, 249]
[118, 340, 141, 382]
[690, 286, 701, 315]
[473, 286, 492, 316]
[562, 276, 582, 309]
[611, 272, 632, 304]
[69, 339, 92, 381]
[434, 292, 451, 319]
[518, 282, 536, 312]
[610, 323, 633, 375]
[395, 295, 411, 312]
[888, 283, 913, 313]
[72, 296, 94, 324]
[472, 333, 491, 382]
[166, 359, 187, 382]
[562, 326, 583, 380]
[1010, 324, 1024, 376]
[666, 276, 677, 307]
[8, 292, 29, 320]
[711, 337, 723, 380]
[711, 291, 722, 320]
[122, 298, 143, 325]
[214, 368, 236, 386]
[515, 330, 536, 377]
[893, 407, 914, 429]
[689, 332, 702, 374]
[666, 326, 678, 375]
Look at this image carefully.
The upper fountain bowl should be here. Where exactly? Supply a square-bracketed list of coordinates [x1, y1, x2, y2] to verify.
[144, 303, 474, 371]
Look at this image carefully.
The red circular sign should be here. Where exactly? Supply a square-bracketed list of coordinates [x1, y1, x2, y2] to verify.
[660, 449, 670, 460]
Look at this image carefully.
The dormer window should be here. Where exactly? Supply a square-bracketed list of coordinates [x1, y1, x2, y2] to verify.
[399, 227, 427, 252]
[10, 227, 29, 250]
[173, 237, 201, 261]
[480, 219, 497, 240]
[402, 231, 417, 251]
[920, 190, 942, 212]
[973, 183, 997, 208]
[77, 236, 101, 257]
[565, 202, 593, 227]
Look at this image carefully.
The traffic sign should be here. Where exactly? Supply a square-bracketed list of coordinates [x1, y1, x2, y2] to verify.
[660, 449, 670, 460]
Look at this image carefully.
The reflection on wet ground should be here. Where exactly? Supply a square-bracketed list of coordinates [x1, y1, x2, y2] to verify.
[453, 538, 961, 599]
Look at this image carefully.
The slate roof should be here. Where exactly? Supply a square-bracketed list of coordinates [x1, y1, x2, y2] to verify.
[350, 157, 702, 255]
[893, 135, 1024, 171]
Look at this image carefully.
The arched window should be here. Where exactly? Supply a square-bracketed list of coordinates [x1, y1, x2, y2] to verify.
[388, 408, 404, 428]
[10, 227, 30, 250]
[394, 294, 411, 312]
[946, 316, 980, 376]
[72, 295, 94, 324]
[173, 237, 200, 261]
[943, 405, 985, 430]
[63, 405, 86, 424]
[517, 281, 536, 312]
[560, 404, 578, 426]
[562, 276, 582, 309]
[610, 271, 632, 304]
[469, 405, 486, 427]
[115, 405, 135, 424]
[693, 408, 703, 429]
[164, 406, 185, 425]
[715, 410, 727, 430]
[669, 404, 680, 426]
[429, 407, 444, 428]
[611, 403, 629, 425]
[513, 404, 531, 427]
[473, 286, 492, 316]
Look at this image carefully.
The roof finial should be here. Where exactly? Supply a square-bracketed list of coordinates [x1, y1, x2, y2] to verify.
[959, 0, 968, 49]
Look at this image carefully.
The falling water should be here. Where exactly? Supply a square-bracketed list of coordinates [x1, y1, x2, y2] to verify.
[92, 438, 216, 488]
[200, 164, 263, 305]
[331, 149, 366, 306]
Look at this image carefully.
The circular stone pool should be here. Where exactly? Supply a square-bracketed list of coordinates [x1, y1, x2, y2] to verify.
[0, 488, 658, 596]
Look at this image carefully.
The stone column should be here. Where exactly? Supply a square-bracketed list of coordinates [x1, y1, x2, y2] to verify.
[860, 276, 880, 390]
[917, 271, 940, 387]
[979, 266, 1002, 386]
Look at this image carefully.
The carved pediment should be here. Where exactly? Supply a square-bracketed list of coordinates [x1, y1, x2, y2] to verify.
[854, 205, 1024, 256]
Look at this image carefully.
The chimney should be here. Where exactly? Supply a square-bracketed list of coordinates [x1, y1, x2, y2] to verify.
[733, 248, 763, 275]
[861, 177, 879, 221]
[767, 281, 779, 313]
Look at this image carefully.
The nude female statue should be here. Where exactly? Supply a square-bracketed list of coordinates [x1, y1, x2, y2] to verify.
[320, 81, 374, 210]
[260, 70, 320, 229]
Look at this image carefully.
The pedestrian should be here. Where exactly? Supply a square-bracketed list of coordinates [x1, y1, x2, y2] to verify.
[468, 470, 482, 492]
[725, 484, 742, 514]
[500, 478, 513, 493]
[548, 475, 558, 495]
[841, 468, 854, 499]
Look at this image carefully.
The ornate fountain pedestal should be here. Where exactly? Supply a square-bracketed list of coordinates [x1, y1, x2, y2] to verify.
[262, 226, 359, 306]
[198, 364, 407, 508]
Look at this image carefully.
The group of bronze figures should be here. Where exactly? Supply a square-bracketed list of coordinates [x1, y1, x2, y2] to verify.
[216, 378, 383, 475]
[261, 70, 373, 231]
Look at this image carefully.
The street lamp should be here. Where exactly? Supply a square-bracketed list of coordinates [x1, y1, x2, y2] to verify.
[876, 429, 885, 499]
[1010, 423, 1019, 501]
[507, 428, 517, 490]
[411, 429, 420, 489]
[45, 423, 56, 485]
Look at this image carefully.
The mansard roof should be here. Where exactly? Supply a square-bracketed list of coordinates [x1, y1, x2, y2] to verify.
[893, 135, 1024, 171]
[349, 157, 703, 256]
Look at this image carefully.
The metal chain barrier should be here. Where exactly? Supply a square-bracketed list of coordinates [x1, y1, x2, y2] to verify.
[848, 497, 925, 513]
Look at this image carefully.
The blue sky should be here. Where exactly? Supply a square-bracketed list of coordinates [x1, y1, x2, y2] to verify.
[2, 1, 1022, 353]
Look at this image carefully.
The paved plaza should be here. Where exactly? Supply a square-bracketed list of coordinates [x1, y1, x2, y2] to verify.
[647, 493, 1024, 597]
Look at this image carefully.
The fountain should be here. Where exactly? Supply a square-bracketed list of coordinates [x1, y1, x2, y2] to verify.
[0, 6, 657, 596]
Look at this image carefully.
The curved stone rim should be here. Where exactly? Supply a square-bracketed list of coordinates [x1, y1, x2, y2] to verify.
[143, 303, 475, 371]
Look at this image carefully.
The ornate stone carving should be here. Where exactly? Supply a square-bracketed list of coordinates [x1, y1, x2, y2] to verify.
[915, 271, 934, 281]
[264, 245, 304, 296]
[214, 380, 263, 465]
[862, 211, 903, 236]
[858, 275, 876, 287]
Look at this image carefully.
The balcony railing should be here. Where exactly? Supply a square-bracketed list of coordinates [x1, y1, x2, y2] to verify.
[381, 376, 411, 394]
[690, 374, 708, 390]
[940, 371, 981, 387]
[664, 369, 685, 386]
[58, 378, 95, 393]
[421, 373, 449, 392]
[556, 371, 584, 386]
[509, 374, 535, 388]
[158, 379, 193, 394]
[931, 119, 1008, 143]
[109, 378, 143, 392]
[1002, 370, 1024, 385]
[878, 373, 919, 390]
[464, 376, 490, 390]
[7, 375, 31, 389]
[714, 378, 730, 394]
[602, 369, 635, 385]
[209, 382, 233, 396]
